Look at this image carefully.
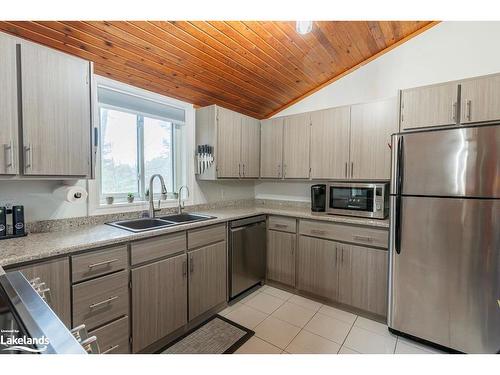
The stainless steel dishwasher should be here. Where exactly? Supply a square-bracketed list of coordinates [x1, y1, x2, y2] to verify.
[229, 215, 266, 299]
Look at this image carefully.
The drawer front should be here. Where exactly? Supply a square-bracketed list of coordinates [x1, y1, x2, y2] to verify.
[299, 220, 388, 248]
[89, 315, 130, 354]
[268, 216, 297, 233]
[72, 245, 128, 282]
[72, 270, 129, 330]
[130, 231, 186, 265]
[187, 224, 226, 250]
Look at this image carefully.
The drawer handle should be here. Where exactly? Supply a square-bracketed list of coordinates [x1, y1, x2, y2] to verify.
[89, 296, 118, 309]
[310, 229, 326, 235]
[88, 259, 119, 269]
[274, 224, 288, 228]
[102, 344, 120, 354]
[353, 235, 373, 243]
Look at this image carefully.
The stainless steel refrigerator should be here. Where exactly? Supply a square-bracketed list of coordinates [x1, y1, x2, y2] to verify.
[388, 124, 500, 354]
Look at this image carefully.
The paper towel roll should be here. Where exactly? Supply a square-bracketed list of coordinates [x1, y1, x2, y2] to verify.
[53, 185, 88, 203]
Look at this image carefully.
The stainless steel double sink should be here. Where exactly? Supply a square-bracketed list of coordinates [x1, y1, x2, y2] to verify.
[106, 213, 216, 233]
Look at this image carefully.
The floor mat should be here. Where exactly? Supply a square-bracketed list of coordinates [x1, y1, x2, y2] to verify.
[161, 315, 254, 354]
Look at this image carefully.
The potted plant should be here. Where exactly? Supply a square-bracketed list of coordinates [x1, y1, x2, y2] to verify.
[105, 196, 114, 205]
[127, 192, 135, 203]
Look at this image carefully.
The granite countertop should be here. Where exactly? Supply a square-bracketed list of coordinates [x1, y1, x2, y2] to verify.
[0, 206, 389, 268]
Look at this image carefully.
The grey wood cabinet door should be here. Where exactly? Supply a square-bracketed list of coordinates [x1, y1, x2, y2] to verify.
[131, 254, 187, 352]
[20, 41, 91, 177]
[0, 33, 19, 175]
[297, 236, 339, 300]
[310, 106, 350, 179]
[188, 241, 227, 321]
[350, 98, 398, 179]
[400, 82, 458, 130]
[338, 244, 388, 317]
[260, 118, 283, 178]
[460, 74, 500, 124]
[267, 230, 296, 287]
[16, 257, 71, 328]
[240, 115, 260, 178]
[283, 113, 311, 178]
[216, 107, 241, 178]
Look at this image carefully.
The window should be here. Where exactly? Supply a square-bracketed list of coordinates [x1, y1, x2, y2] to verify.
[98, 85, 186, 204]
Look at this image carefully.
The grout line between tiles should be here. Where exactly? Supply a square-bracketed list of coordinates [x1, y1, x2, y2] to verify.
[337, 315, 358, 354]
[282, 305, 329, 353]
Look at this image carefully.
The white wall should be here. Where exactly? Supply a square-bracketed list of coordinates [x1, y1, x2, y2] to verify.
[256, 21, 500, 201]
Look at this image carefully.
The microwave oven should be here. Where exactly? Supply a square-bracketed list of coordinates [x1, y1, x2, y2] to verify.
[311, 182, 389, 219]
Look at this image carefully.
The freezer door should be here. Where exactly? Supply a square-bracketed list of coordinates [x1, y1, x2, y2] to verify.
[388, 196, 500, 353]
[396, 125, 500, 197]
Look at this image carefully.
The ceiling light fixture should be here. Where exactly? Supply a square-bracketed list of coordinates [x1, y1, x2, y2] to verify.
[296, 21, 313, 35]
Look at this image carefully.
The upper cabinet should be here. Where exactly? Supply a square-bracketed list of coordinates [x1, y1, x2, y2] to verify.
[310, 106, 350, 179]
[0, 33, 93, 178]
[0, 33, 19, 175]
[240, 115, 260, 178]
[350, 98, 399, 180]
[196, 105, 260, 180]
[460, 74, 500, 124]
[401, 72, 500, 130]
[400, 82, 458, 130]
[283, 113, 311, 179]
[20, 41, 92, 177]
[260, 118, 283, 178]
[216, 107, 241, 178]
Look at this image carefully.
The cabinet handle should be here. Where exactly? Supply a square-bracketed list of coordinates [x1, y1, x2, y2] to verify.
[341, 248, 344, 263]
[189, 256, 194, 274]
[283, 164, 287, 178]
[182, 260, 187, 277]
[350, 162, 354, 178]
[344, 162, 348, 178]
[89, 295, 118, 309]
[24, 144, 33, 170]
[277, 164, 281, 178]
[466, 100, 472, 121]
[452, 101, 457, 121]
[291, 242, 294, 255]
[102, 344, 120, 354]
[238, 163, 241, 177]
[88, 259, 118, 269]
[4, 142, 14, 170]
[310, 229, 326, 236]
[274, 223, 288, 228]
[242, 163, 245, 177]
[353, 235, 373, 243]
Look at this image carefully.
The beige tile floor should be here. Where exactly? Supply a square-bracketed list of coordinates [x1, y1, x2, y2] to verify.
[219, 285, 444, 354]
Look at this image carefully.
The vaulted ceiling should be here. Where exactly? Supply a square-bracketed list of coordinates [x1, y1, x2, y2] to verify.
[0, 21, 437, 119]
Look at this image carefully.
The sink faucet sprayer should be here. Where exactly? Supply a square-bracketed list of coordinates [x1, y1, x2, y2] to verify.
[177, 185, 190, 214]
[148, 174, 168, 218]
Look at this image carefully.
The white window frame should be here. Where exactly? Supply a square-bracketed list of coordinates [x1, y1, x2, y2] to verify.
[88, 75, 195, 216]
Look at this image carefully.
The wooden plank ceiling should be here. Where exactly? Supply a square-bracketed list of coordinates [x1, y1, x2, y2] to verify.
[0, 21, 437, 119]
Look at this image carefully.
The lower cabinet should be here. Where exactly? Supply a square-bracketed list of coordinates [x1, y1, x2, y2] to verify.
[267, 230, 296, 287]
[338, 244, 388, 316]
[16, 257, 72, 327]
[131, 254, 188, 353]
[297, 234, 388, 317]
[297, 236, 339, 301]
[188, 241, 227, 321]
[89, 315, 130, 354]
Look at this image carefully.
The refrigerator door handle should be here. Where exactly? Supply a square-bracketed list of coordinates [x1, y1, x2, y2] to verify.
[395, 195, 402, 254]
[396, 136, 404, 195]
[394, 135, 404, 254]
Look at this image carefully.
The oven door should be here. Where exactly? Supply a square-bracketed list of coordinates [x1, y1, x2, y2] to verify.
[328, 184, 377, 218]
